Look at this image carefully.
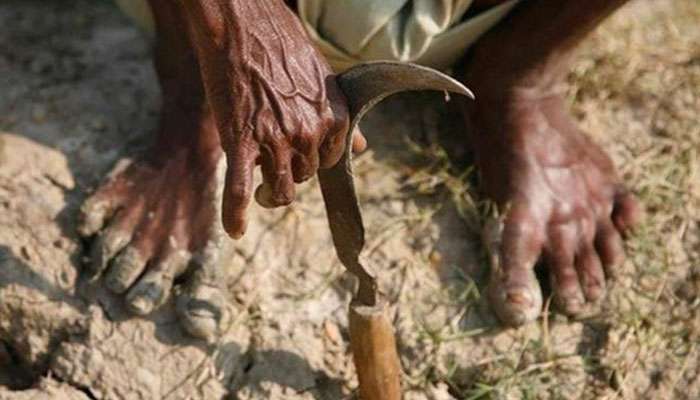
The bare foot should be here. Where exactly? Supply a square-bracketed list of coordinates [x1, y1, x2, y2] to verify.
[465, 89, 642, 325]
[79, 145, 229, 340]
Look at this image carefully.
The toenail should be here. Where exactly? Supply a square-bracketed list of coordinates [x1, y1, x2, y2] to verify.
[506, 291, 532, 307]
[488, 281, 543, 328]
[127, 295, 154, 315]
[184, 298, 221, 320]
[178, 300, 221, 341]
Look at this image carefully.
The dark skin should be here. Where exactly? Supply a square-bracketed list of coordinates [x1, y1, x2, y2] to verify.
[79, 0, 641, 338]
[80, 0, 364, 338]
[78, 1, 229, 336]
[462, 0, 641, 323]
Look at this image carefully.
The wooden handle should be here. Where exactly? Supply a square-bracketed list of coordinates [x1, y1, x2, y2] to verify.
[349, 302, 402, 400]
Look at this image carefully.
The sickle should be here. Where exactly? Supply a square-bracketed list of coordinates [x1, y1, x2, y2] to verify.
[317, 62, 473, 400]
[318, 61, 473, 306]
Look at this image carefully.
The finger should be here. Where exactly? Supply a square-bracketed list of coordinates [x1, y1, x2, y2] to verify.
[319, 76, 351, 169]
[612, 190, 643, 236]
[255, 146, 295, 208]
[291, 153, 314, 183]
[319, 126, 347, 169]
[352, 127, 367, 153]
[222, 146, 258, 239]
[576, 245, 606, 302]
[487, 207, 545, 326]
[544, 224, 585, 316]
[595, 220, 625, 278]
[291, 135, 319, 183]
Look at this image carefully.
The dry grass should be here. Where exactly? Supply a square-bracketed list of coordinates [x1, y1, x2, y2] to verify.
[0, 1, 696, 398]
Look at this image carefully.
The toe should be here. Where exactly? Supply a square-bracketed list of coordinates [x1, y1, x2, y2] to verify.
[104, 247, 148, 294]
[86, 197, 144, 278]
[576, 246, 606, 302]
[126, 249, 189, 315]
[549, 266, 586, 316]
[484, 211, 545, 326]
[78, 159, 134, 237]
[545, 225, 585, 316]
[79, 195, 119, 237]
[89, 227, 131, 278]
[595, 220, 625, 278]
[487, 268, 543, 327]
[176, 271, 228, 341]
[612, 190, 643, 236]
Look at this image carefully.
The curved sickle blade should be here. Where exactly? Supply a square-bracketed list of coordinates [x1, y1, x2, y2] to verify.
[338, 61, 473, 132]
[318, 62, 473, 306]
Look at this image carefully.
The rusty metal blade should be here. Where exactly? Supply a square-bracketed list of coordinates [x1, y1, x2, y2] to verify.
[318, 61, 473, 306]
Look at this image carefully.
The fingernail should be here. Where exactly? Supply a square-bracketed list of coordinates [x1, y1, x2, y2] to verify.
[254, 183, 276, 209]
[226, 221, 246, 240]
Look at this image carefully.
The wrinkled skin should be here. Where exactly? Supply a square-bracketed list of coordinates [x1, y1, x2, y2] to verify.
[79, 0, 642, 338]
[80, 0, 363, 339]
[182, 0, 365, 239]
[467, 89, 641, 324]
[462, 0, 642, 324]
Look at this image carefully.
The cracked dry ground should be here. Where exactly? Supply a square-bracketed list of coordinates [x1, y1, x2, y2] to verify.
[1, 1, 698, 399]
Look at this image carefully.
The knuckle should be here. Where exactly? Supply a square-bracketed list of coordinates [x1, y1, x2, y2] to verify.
[292, 155, 315, 183]
[294, 134, 318, 156]
[293, 132, 311, 147]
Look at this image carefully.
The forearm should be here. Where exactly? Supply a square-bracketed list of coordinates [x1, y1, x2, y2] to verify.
[179, 0, 306, 57]
[467, 0, 629, 89]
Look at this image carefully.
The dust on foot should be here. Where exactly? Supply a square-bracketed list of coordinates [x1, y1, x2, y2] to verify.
[465, 93, 642, 325]
[79, 152, 231, 340]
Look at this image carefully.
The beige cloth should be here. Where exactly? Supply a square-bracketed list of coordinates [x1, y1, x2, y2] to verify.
[116, 0, 518, 71]
[298, 0, 519, 71]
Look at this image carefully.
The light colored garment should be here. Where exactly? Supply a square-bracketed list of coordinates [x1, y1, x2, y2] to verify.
[116, 0, 518, 71]
[298, 0, 519, 71]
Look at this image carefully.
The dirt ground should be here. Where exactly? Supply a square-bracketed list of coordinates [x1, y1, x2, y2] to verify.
[0, 0, 698, 399]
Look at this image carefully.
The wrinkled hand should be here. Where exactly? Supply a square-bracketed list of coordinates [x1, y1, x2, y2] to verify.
[184, 0, 365, 238]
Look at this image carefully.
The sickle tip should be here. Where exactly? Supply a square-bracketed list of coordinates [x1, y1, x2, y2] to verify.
[338, 61, 475, 115]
